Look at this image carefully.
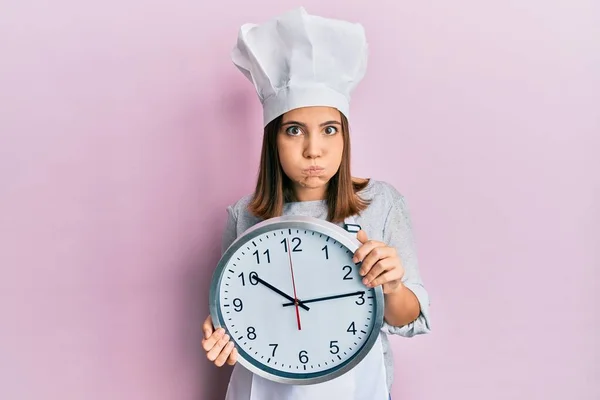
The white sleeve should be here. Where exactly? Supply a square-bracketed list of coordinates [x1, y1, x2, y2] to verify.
[379, 186, 431, 337]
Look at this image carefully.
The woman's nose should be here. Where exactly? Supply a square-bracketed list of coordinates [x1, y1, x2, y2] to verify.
[303, 132, 323, 158]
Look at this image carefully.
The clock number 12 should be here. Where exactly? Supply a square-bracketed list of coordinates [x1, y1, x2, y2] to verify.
[281, 237, 302, 252]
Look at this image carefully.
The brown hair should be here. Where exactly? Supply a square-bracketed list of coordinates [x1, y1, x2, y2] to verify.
[248, 111, 370, 223]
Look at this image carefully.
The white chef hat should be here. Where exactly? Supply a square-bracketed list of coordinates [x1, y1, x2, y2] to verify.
[231, 7, 368, 127]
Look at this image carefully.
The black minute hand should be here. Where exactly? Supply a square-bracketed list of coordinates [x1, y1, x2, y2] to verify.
[254, 275, 310, 311]
[282, 290, 365, 307]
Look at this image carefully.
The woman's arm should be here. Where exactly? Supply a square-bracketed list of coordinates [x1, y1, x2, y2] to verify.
[353, 183, 431, 337]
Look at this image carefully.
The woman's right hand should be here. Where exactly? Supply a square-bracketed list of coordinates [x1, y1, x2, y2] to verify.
[202, 314, 238, 367]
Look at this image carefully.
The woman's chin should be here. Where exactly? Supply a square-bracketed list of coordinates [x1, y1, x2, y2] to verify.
[297, 176, 329, 188]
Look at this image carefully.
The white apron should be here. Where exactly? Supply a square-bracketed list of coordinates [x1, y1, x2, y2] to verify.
[224, 216, 390, 400]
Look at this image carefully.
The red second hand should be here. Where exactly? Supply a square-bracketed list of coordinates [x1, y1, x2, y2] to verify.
[286, 238, 302, 330]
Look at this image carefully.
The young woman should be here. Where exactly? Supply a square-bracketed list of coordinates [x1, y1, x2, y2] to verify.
[202, 7, 431, 400]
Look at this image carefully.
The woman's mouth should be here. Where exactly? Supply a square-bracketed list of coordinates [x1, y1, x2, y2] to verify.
[303, 166, 325, 175]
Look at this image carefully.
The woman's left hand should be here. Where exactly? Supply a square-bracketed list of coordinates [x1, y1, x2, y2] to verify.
[353, 230, 405, 294]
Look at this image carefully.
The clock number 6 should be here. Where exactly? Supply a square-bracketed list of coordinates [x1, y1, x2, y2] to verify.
[299, 350, 309, 364]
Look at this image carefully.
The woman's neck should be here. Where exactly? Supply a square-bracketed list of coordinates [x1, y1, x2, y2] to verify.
[292, 185, 328, 202]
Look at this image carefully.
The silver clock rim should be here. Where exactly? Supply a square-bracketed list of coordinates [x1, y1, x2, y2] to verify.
[208, 215, 385, 385]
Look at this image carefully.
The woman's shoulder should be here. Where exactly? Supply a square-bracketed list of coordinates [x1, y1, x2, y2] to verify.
[356, 177, 406, 203]
[226, 193, 255, 221]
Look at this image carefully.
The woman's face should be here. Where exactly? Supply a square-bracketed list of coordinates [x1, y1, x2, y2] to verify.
[277, 106, 344, 201]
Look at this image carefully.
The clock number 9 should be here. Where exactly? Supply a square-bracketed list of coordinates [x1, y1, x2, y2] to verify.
[238, 271, 259, 286]
[233, 298, 243, 312]
[298, 350, 309, 364]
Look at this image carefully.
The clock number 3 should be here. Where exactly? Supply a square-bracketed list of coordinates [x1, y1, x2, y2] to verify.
[355, 293, 365, 305]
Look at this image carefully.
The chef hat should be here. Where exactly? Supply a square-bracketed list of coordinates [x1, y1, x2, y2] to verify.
[231, 7, 368, 127]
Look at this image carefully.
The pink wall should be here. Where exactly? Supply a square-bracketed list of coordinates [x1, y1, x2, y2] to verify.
[1, 1, 598, 399]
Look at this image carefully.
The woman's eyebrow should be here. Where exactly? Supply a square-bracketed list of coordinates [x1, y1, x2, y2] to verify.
[281, 120, 306, 127]
[281, 120, 341, 127]
[319, 120, 341, 127]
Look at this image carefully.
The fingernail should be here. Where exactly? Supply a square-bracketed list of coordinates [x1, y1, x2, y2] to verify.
[359, 269, 365, 276]
[362, 278, 368, 285]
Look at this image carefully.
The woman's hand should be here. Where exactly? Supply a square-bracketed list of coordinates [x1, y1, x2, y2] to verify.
[202, 315, 238, 367]
[353, 230, 405, 294]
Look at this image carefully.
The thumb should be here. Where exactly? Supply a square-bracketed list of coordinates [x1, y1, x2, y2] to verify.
[356, 229, 368, 244]
[202, 315, 214, 339]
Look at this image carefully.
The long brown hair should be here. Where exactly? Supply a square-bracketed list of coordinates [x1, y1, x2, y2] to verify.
[248, 111, 370, 223]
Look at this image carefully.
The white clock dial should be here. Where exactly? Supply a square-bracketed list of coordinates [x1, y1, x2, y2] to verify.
[210, 217, 384, 385]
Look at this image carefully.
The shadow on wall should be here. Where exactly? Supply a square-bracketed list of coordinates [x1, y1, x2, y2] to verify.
[171, 67, 259, 399]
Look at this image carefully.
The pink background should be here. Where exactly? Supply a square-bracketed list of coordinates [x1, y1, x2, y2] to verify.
[1, 1, 598, 399]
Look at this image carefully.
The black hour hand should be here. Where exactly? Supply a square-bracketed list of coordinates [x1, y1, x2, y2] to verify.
[254, 275, 310, 311]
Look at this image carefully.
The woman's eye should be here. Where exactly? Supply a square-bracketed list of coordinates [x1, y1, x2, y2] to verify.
[325, 126, 338, 135]
[286, 126, 302, 136]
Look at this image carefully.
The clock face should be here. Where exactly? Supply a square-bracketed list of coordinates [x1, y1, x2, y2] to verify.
[209, 216, 384, 385]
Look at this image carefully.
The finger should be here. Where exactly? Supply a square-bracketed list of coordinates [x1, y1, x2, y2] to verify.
[206, 333, 230, 362]
[359, 246, 395, 277]
[202, 327, 225, 352]
[202, 315, 214, 339]
[227, 347, 239, 365]
[214, 341, 235, 367]
[356, 229, 369, 244]
[369, 269, 404, 289]
[362, 257, 395, 286]
[353, 239, 386, 265]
